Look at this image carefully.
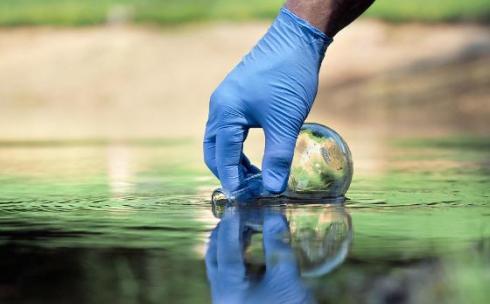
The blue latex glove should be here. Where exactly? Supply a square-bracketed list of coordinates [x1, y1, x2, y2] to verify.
[205, 207, 313, 304]
[204, 7, 332, 196]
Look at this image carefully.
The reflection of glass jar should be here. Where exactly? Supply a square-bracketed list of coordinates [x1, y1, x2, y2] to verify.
[287, 205, 352, 277]
[210, 203, 352, 278]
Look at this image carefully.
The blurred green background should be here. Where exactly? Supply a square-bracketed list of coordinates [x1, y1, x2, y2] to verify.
[1, 0, 489, 26]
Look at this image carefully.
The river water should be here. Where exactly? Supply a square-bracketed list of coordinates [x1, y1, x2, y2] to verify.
[0, 135, 489, 304]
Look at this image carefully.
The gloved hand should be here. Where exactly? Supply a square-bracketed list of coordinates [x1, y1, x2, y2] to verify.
[204, 7, 332, 196]
[205, 207, 313, 304]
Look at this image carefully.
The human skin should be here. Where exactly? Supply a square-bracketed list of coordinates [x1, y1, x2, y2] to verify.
[285, 0, 375, 37]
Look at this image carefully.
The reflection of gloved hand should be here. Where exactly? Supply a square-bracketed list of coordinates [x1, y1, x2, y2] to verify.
[205, 208, 313, 304]
[204, 7, 332, 196]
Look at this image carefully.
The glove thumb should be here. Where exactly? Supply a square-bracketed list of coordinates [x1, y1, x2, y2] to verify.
[262, 130, 299, 194]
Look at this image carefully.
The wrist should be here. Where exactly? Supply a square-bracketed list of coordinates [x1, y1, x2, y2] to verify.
[279, 7, 333, 46]
[285, 1, 334, 35]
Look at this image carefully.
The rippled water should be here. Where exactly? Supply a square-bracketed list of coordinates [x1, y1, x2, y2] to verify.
[0, 136, 489, 304]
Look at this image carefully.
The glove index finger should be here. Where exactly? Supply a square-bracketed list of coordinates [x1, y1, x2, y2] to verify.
[204, 117, 220, 178]
[216, 125, 248, 194]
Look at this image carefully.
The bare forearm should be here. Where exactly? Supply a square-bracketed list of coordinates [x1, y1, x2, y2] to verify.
[285, 0, 375, 37]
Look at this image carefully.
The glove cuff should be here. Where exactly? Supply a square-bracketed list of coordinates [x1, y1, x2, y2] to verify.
[279, 7, 333, 48]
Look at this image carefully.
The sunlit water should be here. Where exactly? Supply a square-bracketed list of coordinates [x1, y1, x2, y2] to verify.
[0, 136, 489, 304]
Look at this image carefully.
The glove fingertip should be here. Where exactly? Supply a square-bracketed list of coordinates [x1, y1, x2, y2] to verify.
[263, 168, 290, 194]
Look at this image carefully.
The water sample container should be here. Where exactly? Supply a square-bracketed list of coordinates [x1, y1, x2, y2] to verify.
[286, 123, 353, 199]
[211, 122, 353, 203]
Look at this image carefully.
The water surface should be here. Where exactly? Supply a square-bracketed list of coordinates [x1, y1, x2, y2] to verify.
[0, 136, 489, 303]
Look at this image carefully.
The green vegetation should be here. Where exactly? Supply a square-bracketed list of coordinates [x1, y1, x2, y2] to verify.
[0, 0, 489, 26]
[365, 0, 490, 23]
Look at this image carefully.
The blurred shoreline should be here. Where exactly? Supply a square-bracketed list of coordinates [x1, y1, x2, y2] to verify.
[0, 20, 489, 142]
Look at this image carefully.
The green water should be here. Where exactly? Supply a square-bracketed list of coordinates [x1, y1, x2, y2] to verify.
[0, 136, 489, 304]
